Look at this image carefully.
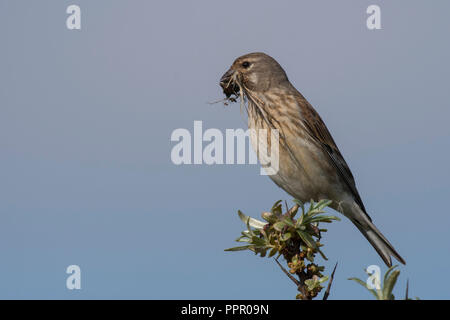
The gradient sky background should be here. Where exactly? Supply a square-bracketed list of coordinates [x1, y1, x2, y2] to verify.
[1, 1, 449, 299]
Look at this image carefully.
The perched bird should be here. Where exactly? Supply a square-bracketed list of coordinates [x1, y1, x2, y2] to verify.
[220, 52, 405, 267]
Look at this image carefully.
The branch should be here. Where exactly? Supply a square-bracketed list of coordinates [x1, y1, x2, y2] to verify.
[323, 262, 338, 300]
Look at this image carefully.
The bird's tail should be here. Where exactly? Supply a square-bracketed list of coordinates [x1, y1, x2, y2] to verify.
[351, 214, 406, 267]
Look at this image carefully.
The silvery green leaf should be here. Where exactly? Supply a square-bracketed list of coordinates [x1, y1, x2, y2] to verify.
[348, 277, 380, 300]
[261, 211, 276, 223]
[304, 279, 314, 290]
[238, 210, 266, 230]
[316, 199, 332, 210]
[268, 247, 278, 257]
[259, 248, 268, 257]
[273, 221, 286, 231]
[224, 245, 254, 252]
[383, 265, 398, 288]
[271, 200, 283, 215]
[297, 230, 317, 250]
[309, 215, 340, 223]
[296, 212, 305, 227]
[317, 248, 328, 261]
[293, 199, 306, 215]
[382, 269, 400, 300]
[281, 232, 292, 241]
[304, 278, 321, 291]
[282, 217, 295, 227]
[246, 219, 255, 237]
[235, 236, 249, 242]
[251, 236, 267, 247]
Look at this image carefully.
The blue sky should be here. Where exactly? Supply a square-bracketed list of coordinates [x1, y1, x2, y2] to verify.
[1, 1, 449, 299]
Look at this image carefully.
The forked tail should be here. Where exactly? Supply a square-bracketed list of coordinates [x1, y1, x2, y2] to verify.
[352, 217, 406, 267]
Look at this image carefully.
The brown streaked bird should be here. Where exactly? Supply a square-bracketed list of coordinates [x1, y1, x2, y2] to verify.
[219, 52, 405, 267]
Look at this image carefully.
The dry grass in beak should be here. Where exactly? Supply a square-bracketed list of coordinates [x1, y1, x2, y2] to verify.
[210, 73, 243, 107]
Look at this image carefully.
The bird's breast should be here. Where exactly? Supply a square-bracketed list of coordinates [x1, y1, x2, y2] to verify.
[247, 101, 340, 202]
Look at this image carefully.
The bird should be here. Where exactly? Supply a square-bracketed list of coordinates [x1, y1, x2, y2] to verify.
[219, 52, 405, 267]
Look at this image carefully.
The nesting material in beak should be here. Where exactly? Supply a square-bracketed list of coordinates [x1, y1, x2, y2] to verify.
[220, 69, 239, 98]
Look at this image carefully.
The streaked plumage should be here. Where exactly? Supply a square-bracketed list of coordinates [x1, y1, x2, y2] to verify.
[220, 52, 405, 267]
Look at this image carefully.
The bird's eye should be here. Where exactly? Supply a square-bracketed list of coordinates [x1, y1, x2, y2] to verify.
[242, 61, 251, 68]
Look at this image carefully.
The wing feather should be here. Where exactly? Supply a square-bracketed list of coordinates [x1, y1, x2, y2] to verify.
[299, 99, 370, 218]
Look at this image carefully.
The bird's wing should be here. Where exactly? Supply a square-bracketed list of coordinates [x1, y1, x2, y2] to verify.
[298, 98, 369, 218]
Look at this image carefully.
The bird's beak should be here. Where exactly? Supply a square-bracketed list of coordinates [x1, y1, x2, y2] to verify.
[220, 68, 240, 98]
[220, 68, 235, 90]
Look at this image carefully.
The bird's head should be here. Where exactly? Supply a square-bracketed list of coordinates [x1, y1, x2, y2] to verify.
[220, 52, 289, 99]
